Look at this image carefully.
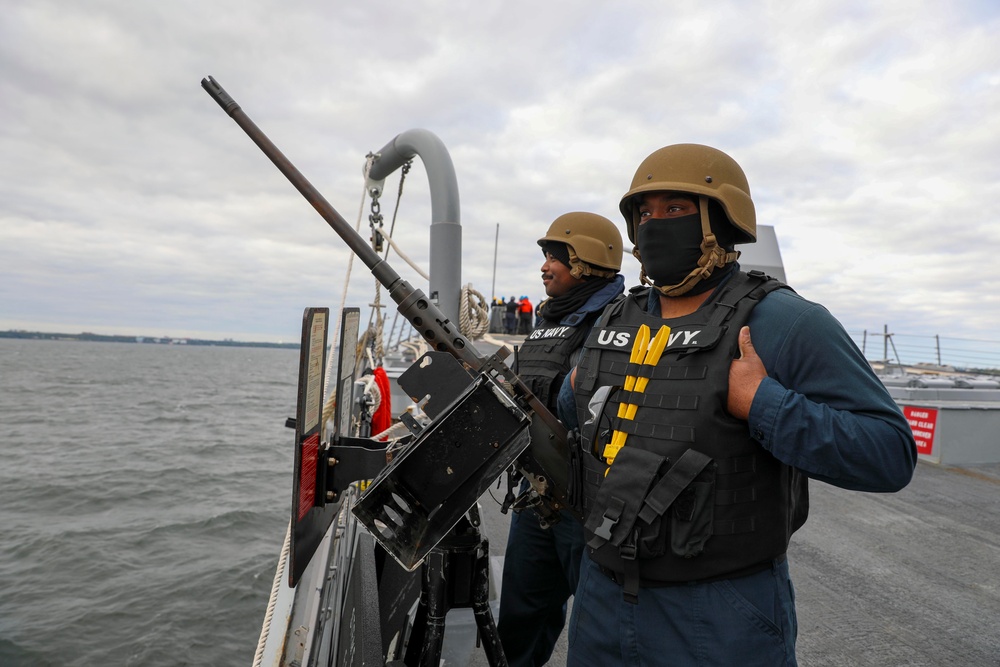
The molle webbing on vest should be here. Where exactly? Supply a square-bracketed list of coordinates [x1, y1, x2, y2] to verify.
[607, 360, 708, 382]
[608, 389, 700, 411]
[515, 320, 589, 408]
[614, 420, 695, 443]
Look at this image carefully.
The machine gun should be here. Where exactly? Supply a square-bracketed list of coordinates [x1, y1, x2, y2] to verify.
[201, 77, 578, 581]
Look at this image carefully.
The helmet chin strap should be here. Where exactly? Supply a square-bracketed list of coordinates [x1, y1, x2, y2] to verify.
[634, 196, 741, 297]
[567, 246, 618, 280]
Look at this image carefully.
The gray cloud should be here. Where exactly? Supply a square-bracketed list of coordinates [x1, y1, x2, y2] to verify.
[2, 0, 999, 357]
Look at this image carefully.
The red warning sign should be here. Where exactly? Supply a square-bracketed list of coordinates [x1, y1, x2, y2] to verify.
[903, 406, 938, 456]
[297, 433, 320, 520]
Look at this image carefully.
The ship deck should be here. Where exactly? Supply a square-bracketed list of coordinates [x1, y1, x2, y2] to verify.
[473, 436, 1000, 666]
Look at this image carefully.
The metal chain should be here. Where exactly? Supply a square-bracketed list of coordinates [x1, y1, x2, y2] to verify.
[368, 193, 384, 252]
[366, 158, 413, 365]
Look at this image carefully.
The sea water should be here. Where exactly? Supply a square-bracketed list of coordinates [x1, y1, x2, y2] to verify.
[0, 339, 300, 666]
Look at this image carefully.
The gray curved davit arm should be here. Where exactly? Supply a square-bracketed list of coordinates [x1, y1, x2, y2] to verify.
[368, 129, 462, 322]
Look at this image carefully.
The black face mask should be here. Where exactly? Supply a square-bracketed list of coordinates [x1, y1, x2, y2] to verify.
[635, 214, 704, 286]
[636, 213, 736, 296]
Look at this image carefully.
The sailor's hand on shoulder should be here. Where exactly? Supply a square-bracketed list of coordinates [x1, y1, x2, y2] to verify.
[727, 326, 767, 420]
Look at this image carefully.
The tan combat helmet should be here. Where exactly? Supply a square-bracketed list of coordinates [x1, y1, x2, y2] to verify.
[619, 144, 755, 296]
[537, 212, 624, 279]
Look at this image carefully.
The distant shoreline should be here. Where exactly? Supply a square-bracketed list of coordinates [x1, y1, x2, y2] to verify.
[0, 329, 298, 349]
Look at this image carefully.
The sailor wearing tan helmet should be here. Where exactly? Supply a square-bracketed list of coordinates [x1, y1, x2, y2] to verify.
[561, 144, 917, 666]
[498, 211, 626, 667]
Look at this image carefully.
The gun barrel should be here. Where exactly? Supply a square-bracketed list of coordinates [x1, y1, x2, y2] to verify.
[200, 76, 486, 368]
[201, 77, 383, 274]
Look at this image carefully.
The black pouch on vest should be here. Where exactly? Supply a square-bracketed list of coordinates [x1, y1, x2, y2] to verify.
[584, 447, 666, 550]
[670, 463, 716, 558]
[632, 449, 717, 559]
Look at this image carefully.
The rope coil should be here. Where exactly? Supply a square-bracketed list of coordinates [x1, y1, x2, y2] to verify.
[459, 283, 490, 339]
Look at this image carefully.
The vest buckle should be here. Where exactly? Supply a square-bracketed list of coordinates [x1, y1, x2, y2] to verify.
[592, 497, 624, 541]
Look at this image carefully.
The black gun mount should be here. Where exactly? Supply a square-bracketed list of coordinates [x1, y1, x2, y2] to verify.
[202, 76, 578, 571]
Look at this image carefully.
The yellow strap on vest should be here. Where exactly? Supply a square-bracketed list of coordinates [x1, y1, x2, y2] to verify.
[603, 324, 671, 467]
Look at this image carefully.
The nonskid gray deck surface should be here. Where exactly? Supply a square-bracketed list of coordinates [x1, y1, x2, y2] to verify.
[472, 460, 1000, 666]
[789, 461, 1000, 666]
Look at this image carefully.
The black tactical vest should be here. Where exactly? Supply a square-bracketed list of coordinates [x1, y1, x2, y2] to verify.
[515, 320, 591, 410]
[573, 271, 808, 590]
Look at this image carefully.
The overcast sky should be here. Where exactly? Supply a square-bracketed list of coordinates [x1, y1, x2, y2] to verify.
[3, 1, 999, 363]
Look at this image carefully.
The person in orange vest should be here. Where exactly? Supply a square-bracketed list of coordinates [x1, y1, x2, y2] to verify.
[518, 295, 534, 335]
